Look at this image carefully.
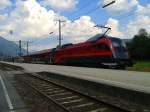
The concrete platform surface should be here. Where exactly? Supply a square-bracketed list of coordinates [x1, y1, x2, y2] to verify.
[3, 62, 150, 95]
[0, 70, 29, 112]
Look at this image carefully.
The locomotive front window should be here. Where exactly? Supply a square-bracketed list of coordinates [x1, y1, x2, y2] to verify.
[111, 38, 127, 52]
[121, 41, 127, 52]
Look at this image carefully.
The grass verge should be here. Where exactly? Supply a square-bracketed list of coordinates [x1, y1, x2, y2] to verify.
[127, 61, 150, 72]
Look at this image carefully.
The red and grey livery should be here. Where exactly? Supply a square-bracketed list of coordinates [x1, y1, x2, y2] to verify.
[21, 34, 133, 68]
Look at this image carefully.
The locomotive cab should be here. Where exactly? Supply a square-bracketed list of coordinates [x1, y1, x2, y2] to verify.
[110, 37, 133, 68]
[87, 34, 133, 68]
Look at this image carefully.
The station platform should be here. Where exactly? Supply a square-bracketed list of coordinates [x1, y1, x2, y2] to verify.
[0, 70, 29, 112]
[1, 62, 150, 110]
[4, 62, 150, 94]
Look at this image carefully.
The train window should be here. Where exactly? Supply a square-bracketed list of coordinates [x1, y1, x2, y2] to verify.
[97, 44, 110, 50]
[111, 38, 127, 52]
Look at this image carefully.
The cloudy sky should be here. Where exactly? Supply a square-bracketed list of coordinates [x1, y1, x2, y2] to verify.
[0, 0, 149, 51]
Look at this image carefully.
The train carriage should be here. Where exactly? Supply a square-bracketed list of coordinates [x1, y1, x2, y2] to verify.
[21, 34, 133, 68]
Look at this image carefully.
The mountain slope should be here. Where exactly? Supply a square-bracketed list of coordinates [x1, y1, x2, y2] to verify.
[0, 36, 26, 57]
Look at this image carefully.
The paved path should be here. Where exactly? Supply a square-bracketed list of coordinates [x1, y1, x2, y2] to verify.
[3, 62, 150, 94]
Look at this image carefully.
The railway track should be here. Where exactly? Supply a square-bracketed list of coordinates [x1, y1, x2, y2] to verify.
[16, 73, 130, 112]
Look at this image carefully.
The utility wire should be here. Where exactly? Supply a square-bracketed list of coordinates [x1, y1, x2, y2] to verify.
[73, 6, 100, 20]
[74, 0, 116, 20]
[84, 0, 116, 15]
[39, 0, 116, 38]
[31, 0, 116, 46]
[68, 0, 96, 18]
[117, 11, 136, 21]
[102, 0, 115, 8]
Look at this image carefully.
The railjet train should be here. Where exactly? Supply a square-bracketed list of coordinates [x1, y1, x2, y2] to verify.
[19, 34, 133, 69]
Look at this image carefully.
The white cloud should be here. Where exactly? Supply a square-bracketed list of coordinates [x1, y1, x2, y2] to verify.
[0, 0, 100, 43]
[106, 18, 123, 37]
[102, 0, 138, 14]
[124, 4, 150, 38]
[0, 0, 11, 10]
[41, 0, 78, 11]
[30, 16, 124, 50]
[0, 0, 126, 51]
[62, 16, 100, 43]
[0, 14, 7, 20]
[136, 4, 150, 16]
[0, 0, 58, 40]
[125, 15, 150, 38]
[0, 13, 13, 38]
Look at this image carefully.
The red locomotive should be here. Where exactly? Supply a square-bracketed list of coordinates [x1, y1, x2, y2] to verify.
[22, 34, 133, 68]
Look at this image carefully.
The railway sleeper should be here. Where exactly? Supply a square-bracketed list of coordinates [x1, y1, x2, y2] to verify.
[18, 74, 128, 112]
[57, 96, 82, 103]
[55, 95, 79, 101]
[48, 92, 72, 97]
[44, 90, 66, 95]
[61, 98, 84, 104]
[70, 103, 107, 112]
[36, 85, 54, 88]
[62, 99, 94, 107]
[38, 88, 61, 92]
[87, 107, 108, 112]
[67, 102, 95, 110]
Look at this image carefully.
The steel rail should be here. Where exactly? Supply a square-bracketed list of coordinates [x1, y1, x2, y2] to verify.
[25, 73, 130, 112]
[18, 75, 71, 112]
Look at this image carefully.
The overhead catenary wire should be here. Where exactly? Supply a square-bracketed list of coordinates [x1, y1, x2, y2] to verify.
[117, 11, 136, 21]
[68, 0, 97, 18]
[30, 0, 116, 49]
[74, 0, 116, 21]
[102, 0, 115, 8]
[36, 0, 116, 39]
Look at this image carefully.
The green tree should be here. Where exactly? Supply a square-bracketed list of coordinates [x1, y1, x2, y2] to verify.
[129, 28, 150, 60]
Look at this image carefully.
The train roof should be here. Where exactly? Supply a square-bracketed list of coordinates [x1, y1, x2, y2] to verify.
[87, 34, 121, 42]
[24, 48, 52, 57]
[23, 34, 122, 57]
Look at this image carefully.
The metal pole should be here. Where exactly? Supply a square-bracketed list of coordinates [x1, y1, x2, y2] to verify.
[27, 41, 29, 55]
[55, 19, 66, 47]
[19, 40, 22, 56]
[59, 20, 61, 47]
